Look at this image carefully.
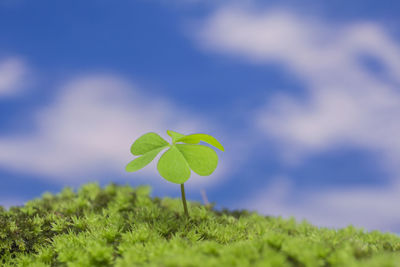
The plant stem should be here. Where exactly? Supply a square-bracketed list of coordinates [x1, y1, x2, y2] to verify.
[180, 183, 189, 218]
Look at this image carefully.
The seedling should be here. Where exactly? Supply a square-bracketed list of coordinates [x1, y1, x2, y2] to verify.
[126, 130, 224, 217]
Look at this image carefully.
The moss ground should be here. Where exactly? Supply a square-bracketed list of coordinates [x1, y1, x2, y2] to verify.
[1, 183, 399, 266]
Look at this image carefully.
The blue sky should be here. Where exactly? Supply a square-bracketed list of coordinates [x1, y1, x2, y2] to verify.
[1, 0, 400, 232]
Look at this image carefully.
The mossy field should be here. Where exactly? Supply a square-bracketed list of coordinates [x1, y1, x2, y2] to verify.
[1, 183, 400, 266]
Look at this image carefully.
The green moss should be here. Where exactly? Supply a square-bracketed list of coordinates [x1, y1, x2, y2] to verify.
[1, 183, 399, 266]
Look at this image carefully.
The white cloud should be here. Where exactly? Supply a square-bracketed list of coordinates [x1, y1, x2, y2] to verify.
[0, 57, 28, 97]
[0, 74, 232, 187]
[197, 7, 400, 169]
[238, 177, 400, 232]
[196, 6, 400, 231]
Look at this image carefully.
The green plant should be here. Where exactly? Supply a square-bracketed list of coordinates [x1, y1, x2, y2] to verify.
[2, 183, 400, 266]
[125, 130, 224, 217]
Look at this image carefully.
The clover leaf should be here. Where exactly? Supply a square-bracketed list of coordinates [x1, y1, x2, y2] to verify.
[175, 144, 218, 176]
[130, 132, 169, 156]
[166, 130, 186, 143]
[176, 134, 225, 151]
[157, 145, 191, 184]
[126, 130, 224, 217]
[126, 147, 166, 173]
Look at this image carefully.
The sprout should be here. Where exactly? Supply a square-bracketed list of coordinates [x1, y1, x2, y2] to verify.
[126, 130, 224, 217]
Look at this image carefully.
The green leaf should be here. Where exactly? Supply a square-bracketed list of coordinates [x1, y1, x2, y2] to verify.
[176, 134, 224, 151]
[167, 130, 186, 143]
[157, 146, 191, 184]
[125, 147, 166, 172]
[130, 132, 169, 155]
[176, 144, 218, 176]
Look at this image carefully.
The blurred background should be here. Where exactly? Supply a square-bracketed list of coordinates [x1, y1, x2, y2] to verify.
[1, 0, 400, 233]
